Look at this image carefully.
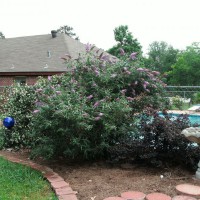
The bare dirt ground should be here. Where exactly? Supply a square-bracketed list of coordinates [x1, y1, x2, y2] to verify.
[1, 150, 200, 200]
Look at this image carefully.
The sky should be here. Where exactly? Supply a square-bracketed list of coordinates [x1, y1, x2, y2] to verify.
[1, 0, 200, 54]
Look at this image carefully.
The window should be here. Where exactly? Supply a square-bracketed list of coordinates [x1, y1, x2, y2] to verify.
[15, 76, 26, 85]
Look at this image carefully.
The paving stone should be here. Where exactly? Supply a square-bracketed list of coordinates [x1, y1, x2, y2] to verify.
[20, 160, 30, 165]
[51, 181, 69, 189]
[47, 174, 64, 183]
[145, 192, 171, 200]
[121, 191, 146, 200]
[55, 186, 76, 195]
[58, 194, 78, 200]
[176, 184, 200, 196]
[28, 163, 43, 169]
[34, 165, 53, 173]
[172, 195, 197, 200]
[43, 171, 56, 177]
[43, 166, 54, 172]
[103, 197, 125, 200]
[7, 157, 21, 163]
[25, 161, 35, 165]
[30, 164, 47, 171]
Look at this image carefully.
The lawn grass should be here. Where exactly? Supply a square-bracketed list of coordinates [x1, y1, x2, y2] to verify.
[0, 156, 58, 200]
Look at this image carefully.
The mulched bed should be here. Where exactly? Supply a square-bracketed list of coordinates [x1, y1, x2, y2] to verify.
[0, 149, 200, 200]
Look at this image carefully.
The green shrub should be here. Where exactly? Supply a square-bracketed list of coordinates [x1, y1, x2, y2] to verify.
[30, 47, 168, 160]
[192, 92, 200, 104]
[172, 95, 183, 110]
[0, 128, 5, 149]
[2, 84, 37, 148]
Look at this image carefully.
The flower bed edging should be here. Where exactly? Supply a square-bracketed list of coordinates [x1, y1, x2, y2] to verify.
[0, 153, 78, 200]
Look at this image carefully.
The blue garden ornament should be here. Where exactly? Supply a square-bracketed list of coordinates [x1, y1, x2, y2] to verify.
[3, 117, 15, 129]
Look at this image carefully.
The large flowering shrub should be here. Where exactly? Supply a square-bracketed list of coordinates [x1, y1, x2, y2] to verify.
[29, 46, 168, 159]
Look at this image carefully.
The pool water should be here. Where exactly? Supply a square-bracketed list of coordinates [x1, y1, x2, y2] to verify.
[158, 113, 200, 125]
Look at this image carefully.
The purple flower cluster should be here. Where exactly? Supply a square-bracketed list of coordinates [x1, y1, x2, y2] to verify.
[123, 67, 131, 75]
[56, 91, 61, 95]
[101, 55, 110, 62]
[70, 78, 77, 84]
[94, 116, 101, 121]
[87, 95, 93, 100]
[82, 113, 89, 117]
[152, 71, 160, 76]
[143, 81, 149, 89]
[119, 48, 125, 56]
[93, 101, 100, 108]
[137, 68, 145, 72]
[135, 67, 163, 92]
[136, 68, 149, 72]
[85, 43, 94, 52]
[36, 88, 43, 92]
[92, 82, 97, 87]
[120, 89, 127, 95]
[35, 101, 44, 107]
[130, 52, 137, 60]
[94, 112, 104, 121]
[126, 97, 134, 101]
[94, 69, 100, 76]
[33, 110, 40, 114]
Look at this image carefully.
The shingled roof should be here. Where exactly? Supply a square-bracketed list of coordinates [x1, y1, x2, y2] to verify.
[0, 33, 88, 73]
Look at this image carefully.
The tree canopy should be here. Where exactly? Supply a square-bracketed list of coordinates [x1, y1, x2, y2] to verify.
[57, 25, 79, 40]
[0, 32, 5, 39]
[146, 41, 179, 74]
[168, 43, 200, 85]
[107, 25, 142, 58]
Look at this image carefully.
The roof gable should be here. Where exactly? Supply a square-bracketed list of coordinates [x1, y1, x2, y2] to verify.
[0, 33, 87, 72]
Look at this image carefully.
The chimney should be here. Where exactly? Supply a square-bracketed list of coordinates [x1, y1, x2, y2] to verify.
[51, 30, 57, 38]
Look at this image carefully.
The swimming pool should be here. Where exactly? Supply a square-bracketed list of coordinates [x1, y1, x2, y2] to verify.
[158, 112, 200, 125]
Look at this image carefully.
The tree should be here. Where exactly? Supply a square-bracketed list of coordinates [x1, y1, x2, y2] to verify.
[146, 41, 179, 74]
[168, 43, 200, 85]
[0, 32, 5, 39]
[107, 25, 142, 58]
[57, 25, 79, 40]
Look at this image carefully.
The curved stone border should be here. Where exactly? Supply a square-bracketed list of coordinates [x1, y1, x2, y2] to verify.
[0, 154, 78, 200]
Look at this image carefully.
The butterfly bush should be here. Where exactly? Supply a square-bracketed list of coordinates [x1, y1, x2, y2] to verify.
[28, 46, 168, 160]
[0, 45, 168, 159]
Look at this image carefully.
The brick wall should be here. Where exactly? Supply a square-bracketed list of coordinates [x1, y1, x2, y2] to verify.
[0, 76, 13, 86]
[26, 76, 38, 85]
[0, 73, 63, 87]
[0, 76, 41, 87]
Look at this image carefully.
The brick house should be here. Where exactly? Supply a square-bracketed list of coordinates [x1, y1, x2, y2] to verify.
[0, 31, 89, 87]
